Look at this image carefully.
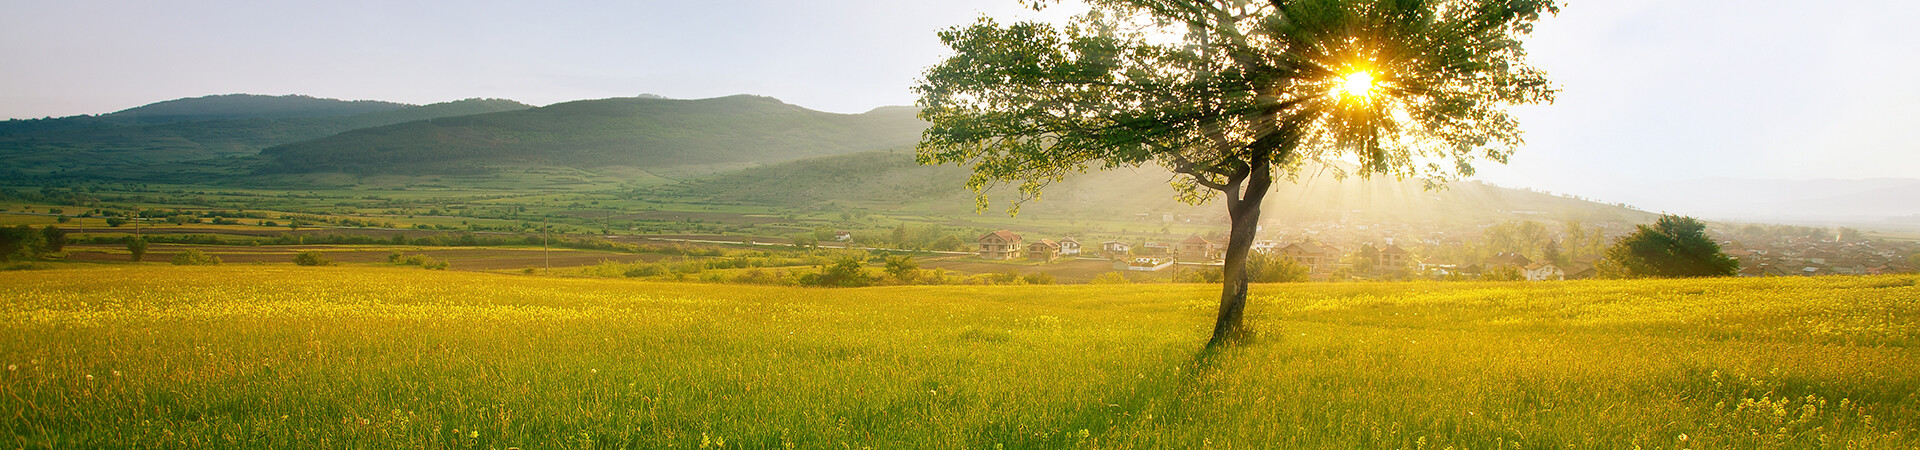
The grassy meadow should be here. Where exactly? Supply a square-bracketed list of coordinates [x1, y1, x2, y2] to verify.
[2, 266, 1916, 448]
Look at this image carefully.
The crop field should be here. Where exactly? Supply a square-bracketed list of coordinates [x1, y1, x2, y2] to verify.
[2, 266, 1916, 448]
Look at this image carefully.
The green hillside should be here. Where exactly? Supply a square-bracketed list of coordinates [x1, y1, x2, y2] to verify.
[655, 150, 1659, 224]
[255, 95, 927, 177]
[0, 98, 531, 174]
[0, 94, 411, 135]
[100, 94, 412, 124]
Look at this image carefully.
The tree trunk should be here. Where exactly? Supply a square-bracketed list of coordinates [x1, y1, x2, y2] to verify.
[1206, 165, 1273, 348]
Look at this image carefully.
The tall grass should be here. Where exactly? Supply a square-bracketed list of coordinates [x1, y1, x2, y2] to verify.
[1, 266, 1914, 447]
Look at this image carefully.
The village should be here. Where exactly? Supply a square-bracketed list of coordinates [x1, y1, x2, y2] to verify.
[963, 217, 1920, 282]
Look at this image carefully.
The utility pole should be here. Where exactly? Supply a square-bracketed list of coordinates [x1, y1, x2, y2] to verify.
[543, 219, 550, 271]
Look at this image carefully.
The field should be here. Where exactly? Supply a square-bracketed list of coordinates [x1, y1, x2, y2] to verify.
[2, 266, 1917, 448]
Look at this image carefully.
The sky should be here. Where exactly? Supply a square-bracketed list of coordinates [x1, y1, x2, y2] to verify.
[3, 0, 1917, 220]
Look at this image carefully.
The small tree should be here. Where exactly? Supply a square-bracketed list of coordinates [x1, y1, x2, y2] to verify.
[1482, 265, 1524, 281]
[0, 226, 43, 261]
[884, 255, 921, 283]
[40, 225, 66, 254]
[1602, 215, 1737, 278]
[1246, 252, 1309, 283]
[1090, 271, 1131, 284]
[171, 249, 222, 266]
[805, 256, 873, 287]
[293, 251, 333, 266]
[127, 238, 149, 262]
[931, 235, 967, 252]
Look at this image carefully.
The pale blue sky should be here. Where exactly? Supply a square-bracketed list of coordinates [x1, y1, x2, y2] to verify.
[3, 0, 1917, 216]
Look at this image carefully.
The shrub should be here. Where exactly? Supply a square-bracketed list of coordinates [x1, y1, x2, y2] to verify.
[1247, 252, 1309, 283]
[624, 264, 665, 277]
[1090, 271, 1130, 284]
[127, 239, 149, 262]
[293, 251, 333, 266]
[422, 259, 450, 270]
[1482, 265, 1524, 281]
[388, 251, 404, 263]
[171, 249, 222, 266]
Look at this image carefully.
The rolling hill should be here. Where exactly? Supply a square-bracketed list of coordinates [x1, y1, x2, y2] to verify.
[255, 95, 927, 178]
[0, 96, 532, 174]
[654, 150, 1661, 225]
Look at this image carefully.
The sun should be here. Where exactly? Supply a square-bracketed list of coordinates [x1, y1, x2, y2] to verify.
[1335, 71, 1377, 100]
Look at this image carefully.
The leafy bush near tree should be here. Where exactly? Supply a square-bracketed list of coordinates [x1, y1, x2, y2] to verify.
[171, 249, 221, 266]
[293, 251, 333, 266]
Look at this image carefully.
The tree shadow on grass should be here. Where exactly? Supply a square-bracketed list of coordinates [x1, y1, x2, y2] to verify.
[967, 336, 1254, 448]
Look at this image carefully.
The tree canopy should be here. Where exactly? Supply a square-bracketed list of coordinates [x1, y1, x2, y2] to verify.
[916, 0, 1559, 346]
[1602, 215, 1739, 278]
[917, 0, 1558, 212]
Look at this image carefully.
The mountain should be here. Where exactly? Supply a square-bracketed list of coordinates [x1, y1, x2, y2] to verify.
[101, 94, 412, 124]
[652, 150, 1660, 225]
[255, 95, 927, 177]
[0, 97, 532, 174]
[0, 94, 411, 135]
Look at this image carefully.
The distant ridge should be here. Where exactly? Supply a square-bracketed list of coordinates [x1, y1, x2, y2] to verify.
[256, 95, 927, 176]
[104, 94, 412, 124]
[654, 150, 1660, 224]
[0, 97, 533, 173]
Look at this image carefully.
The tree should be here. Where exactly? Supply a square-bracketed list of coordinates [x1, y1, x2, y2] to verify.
[1601, 215, 1737, 278]
[293, 251, 333, 266]
[884, 255, 922, 283]
[1246, 252, 1309, 283]
[0, 226, 43, 261]
[806, 256, 874, 287]
[127, 238, 149, 262]
[917, 0, 1558, 347]
[40, 225, 67, 254]
[171, 249, 222, 266]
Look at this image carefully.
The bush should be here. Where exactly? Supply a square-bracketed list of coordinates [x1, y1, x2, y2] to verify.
[1482, 265, 1524, 281]
[171, 249, 222, 266]
[1090, 271, 1130, 284]
[293, 251, 333, 266]
[1247, 252, 1309, 283]
[624, 264, 665, 277]
[422, 259, 450, 270]
[884, 255, 920, 283]
[801, 256, 873, 287]
[127, 239, 149, 262]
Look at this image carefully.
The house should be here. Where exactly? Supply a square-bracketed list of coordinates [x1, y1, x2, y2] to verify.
[1487, 252, 1532, 268]
[833, 231, 852, 242]
[1739, 263, 1791, 277]
[977, 230, 1023, 260]
[1114, 257, 1175, 272]
[1252, 240, 1283, 254]
[1523, 262, 1564, 281]
[1100, 241, 1131, 258]
[1564, 264, 1598, 280]
[1276, 242, 1330, 271]
[1379, 244, 1410, 267]
[1140, 242, 1172, 256]
[1177, 235, 1218, 261]
[1027, 239, 1061, 261]
[1058, 237, 1082, 256]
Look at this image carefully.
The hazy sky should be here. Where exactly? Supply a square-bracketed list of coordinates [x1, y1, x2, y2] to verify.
[4, 0, 1917, 214]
